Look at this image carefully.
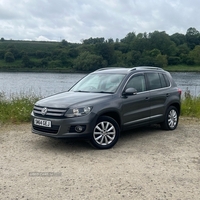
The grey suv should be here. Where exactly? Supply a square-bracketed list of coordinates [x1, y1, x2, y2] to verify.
[31, 67, 181, 149]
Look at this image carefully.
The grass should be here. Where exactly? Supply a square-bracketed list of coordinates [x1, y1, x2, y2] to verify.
[0, 92, 39, 124]
[181, 90, 200, 118]
[164, 65, 200, 72]
[0, 90, 199, 124]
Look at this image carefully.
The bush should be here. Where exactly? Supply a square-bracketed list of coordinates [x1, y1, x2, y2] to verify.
[4, 52, 15, 62]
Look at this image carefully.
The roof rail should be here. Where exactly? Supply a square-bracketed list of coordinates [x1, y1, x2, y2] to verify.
[95, 67, 120, 72]
[133, 66, 163, 71]
[129, 67, 136, 71]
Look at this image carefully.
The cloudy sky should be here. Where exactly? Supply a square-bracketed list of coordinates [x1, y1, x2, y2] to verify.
[0, 0, 199, 43]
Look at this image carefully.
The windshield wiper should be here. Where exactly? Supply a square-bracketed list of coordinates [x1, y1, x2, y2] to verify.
[74, 90, 90, 93]
[94, 91, 113, 94]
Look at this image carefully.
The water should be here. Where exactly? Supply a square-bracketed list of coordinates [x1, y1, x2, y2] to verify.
[0, 72, 86, 99]
[171, 72, 200, 97]
[0, 72, 200, 98]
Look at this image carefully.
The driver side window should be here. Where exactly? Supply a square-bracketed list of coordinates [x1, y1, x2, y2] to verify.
[125, 74, 146, 92]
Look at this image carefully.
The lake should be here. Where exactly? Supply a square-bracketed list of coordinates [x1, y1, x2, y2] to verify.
[0, 72, 200, 98]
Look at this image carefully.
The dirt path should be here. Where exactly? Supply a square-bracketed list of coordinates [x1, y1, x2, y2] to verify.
[0, 117, 199, 200]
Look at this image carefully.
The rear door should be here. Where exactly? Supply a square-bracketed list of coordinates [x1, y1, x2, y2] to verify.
[121, 73, 151, 128]
[145, 72, 170, 121]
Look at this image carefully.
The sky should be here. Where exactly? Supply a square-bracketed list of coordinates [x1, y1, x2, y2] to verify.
[0, 0, 200, 43]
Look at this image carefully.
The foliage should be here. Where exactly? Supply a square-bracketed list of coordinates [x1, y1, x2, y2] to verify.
[74, 51, 106, 71]
[0, 89, 200, 124]
[4, 52, 15, 62]
[1, 27, 200, 71]
[181, 90, 200, 118]
[0, 92, 39, 124]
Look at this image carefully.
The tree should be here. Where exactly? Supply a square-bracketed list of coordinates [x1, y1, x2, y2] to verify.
[177, 43, 190, 55]
[68, 48, 79, 58]
[186, 27, 200, 49]
[168, 56, 181, 65]
[95, 43, 115, 65]
[74, 51, 105, 71]
[148, 49, 161, 57]
[170, 33, 186, 46]
[121, 32, 136, 44]
[149, 31, 174, 55]
[36, 50, 48, 58]
[131, 37, 150, 53]
[83, 37, 105, 44]
[4, 52, 15, 62]
[22, 54, 31, 67]
[61, 39, 68, 46]
[189, 45, 200, 64]
[123, 50, 141, 66]
[6, 45, 19, 59]
[155, 54, 168, 68]
[0, 50, 5, 59]
[41, 58, 49, 68]
[107, 38, 114, 43]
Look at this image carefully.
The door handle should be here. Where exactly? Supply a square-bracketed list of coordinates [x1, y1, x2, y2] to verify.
[166, 93, 170, 97]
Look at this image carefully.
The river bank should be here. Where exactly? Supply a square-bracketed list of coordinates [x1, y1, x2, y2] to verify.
[0, 65, 200, 73]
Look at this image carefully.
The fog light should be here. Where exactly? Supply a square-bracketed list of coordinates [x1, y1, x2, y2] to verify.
[75, 125, 84, 133]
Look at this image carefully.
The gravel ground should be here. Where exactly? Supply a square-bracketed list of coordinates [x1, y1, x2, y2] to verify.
[0, 117, 199, 200]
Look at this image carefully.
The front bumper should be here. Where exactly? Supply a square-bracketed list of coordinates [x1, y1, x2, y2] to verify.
[31, 112, 97, 139]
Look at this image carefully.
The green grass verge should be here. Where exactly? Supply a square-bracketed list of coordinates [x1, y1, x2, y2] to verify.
[163, 65, 200, 72]
[0, 91, 199, 124]
[0, 93, 39, 124]
[181, 91, 200, 118]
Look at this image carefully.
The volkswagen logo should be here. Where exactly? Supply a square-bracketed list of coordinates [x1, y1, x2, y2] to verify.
[41, 107, 48, 116]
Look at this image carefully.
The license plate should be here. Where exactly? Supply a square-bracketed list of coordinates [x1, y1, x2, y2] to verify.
[34, 118, 51, 127]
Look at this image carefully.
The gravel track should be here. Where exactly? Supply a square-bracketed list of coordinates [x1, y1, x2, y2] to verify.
[0, 117, 199, 200]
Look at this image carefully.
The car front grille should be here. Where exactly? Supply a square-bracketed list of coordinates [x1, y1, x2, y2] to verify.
[33, 125, 60, 134]
[33, 105, 67, 118]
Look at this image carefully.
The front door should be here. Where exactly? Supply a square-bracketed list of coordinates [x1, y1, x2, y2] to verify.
[121, 73, 151, 128]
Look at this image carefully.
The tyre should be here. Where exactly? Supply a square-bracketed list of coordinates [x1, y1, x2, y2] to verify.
[90, 116, 120, 149]
[160, 106, 179, 130]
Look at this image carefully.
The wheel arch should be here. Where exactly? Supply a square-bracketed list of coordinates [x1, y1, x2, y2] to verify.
[97, 111, 121, 129]
[169, 102, 181, 116]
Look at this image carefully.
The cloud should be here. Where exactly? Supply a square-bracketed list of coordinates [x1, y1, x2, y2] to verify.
[0, 0, 200, 43]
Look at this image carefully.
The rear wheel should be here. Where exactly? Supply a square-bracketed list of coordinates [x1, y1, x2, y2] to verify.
[90, 116, 120, 149]
[161, 106, 179, 130]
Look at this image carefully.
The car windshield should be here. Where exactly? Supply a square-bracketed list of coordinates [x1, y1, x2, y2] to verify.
[70, 73, 125, 93]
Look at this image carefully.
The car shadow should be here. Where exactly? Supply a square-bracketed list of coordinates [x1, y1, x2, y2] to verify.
[31, 124, 163, 152]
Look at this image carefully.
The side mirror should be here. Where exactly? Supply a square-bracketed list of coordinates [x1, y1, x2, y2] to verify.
[123, 88, 137, 96]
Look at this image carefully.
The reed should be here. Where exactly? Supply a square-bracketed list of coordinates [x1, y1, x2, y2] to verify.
[0, 92, 39, 124]
[181, 90, 200, 118]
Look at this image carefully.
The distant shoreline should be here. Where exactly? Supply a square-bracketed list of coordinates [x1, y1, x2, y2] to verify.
[0, 66, 200, 73]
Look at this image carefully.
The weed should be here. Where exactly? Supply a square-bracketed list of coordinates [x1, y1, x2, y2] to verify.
[0, 92, 39, 124]
[181, 90, 200, 118]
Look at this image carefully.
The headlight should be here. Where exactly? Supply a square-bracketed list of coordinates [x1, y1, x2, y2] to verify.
[65, 106, 93, 117]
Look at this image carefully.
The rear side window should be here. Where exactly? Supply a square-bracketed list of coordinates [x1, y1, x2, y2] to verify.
[162, 74, 170, 87]
[146, 73, 162, 90]
[146, 73, 170, 90]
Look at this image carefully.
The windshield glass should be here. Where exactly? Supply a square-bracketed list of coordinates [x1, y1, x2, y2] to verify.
[70, 73, 125, 93]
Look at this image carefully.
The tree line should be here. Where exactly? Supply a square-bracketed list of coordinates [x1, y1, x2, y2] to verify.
[0, 27, 200, 71]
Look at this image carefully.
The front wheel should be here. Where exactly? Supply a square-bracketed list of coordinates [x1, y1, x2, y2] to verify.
[160, 106, 179, 130]
[90, 116, 120, 149]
